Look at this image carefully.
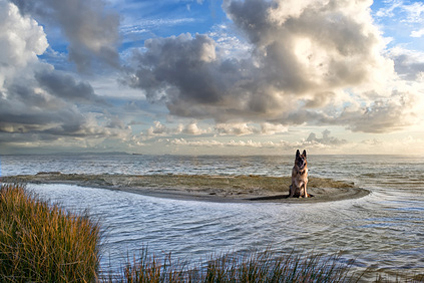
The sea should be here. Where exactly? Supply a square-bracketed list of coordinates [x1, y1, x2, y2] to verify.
[1, 154, 424, 280]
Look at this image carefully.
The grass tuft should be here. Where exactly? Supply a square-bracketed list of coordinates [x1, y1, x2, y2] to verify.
[105, 248, 356, 282]
[0, 183, 101, 282]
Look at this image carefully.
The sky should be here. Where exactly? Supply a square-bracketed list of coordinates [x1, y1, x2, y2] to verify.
[0, 0, 423, 155]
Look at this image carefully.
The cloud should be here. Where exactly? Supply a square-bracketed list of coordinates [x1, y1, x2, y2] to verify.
[169, 138, 289, 148]
[170, 138, 225, 148]
[0, 1, 48, 87]
[334, 90, 419, 133]
[126, 33, 220, 104]
[145, 121, 209, 138]
[410, 28, 424, 38]
[167, 129, 346, 150]
[306, 129, 347, 146]
[401, 1, 424, 23]
[0, 1, 129, 148]
[10, 0, 121, 72]
[34, 70, 103, 103]
[354, 135, 424, 155]
[213, 122, 287, 136]
[143, 120, 289, 139]
[124, 0, 416, 133]
[181, 121, 208, 135]
[260, 123, 288, 135]
[387, 47, 424, 81]
[375, 0, 403, 18]
[375, 1, 424, 39]
[146, 121, 169, 137]
[215, 123, 260, 136]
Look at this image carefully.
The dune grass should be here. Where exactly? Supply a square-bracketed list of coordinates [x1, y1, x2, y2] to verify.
[202, 251, 355, 283]
[103, 249, 357, 282]
[0, 183, 100, 282]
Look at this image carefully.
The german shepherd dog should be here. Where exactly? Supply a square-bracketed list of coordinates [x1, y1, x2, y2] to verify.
[289, 149, 310, 198]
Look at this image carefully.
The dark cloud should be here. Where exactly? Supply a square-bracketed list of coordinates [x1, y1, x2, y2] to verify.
[0, 75, 123, 142]
[11, 0, 121, 72]
[34, 70, 103, 103]
[0, 92, 84, 135]
[128, 33, 224, 104]
[389, 50, 424, 81]
[0, 81, 130, 145]
[306, 129, 347, 146]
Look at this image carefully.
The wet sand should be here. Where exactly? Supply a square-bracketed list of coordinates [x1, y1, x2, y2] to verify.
[3, 172, 370, 203]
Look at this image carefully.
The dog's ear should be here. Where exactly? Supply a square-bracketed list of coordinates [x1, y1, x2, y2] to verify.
[302, 150, 307, 158]
[296, 149, 300, 157]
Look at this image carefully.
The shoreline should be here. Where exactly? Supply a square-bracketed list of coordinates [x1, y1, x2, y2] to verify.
[3, 172, 370, 203]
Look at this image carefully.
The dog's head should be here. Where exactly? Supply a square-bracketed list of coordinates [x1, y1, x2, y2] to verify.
[295, 149, 307, 169]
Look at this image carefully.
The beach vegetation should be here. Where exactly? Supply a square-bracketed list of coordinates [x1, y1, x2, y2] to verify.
[104, 249, 356, 282]
[0, 183, 100, 282]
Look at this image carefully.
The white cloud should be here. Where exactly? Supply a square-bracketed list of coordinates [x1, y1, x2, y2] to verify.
[121, 18, 197, 41]
[181, 121, 208, 135]
[10, 0, 121, 71]
[375, 0, 403, 18]
[166, 129, 349, 151]
[410, 28, 424, 38]
[170, 138, 224, 147]
[145, 120, 210, 138]
[375, 1, 424, 38]
[208, 24, 252, 60]
[146, 121, 168, 137]
[260, 123, 288, 135]
[402, 1, 424, 23]
[215, 123, 259, 136]
[0, 1, 48, 88]
[169, 138, 290, 148]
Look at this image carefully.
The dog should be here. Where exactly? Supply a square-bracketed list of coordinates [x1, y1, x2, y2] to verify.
[289, 149, 310, 198]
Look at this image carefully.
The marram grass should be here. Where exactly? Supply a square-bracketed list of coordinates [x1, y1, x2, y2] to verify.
[104, 249, 358, 283]
[0, 183, 100, 282]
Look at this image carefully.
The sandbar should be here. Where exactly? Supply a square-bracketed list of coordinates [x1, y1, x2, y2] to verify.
[3, 172, 370, 203]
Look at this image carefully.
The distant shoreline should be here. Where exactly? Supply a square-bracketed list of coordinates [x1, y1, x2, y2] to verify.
[3, 172, 370, 203]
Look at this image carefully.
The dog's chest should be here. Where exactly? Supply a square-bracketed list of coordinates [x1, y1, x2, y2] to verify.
[293, 167, 308, 184]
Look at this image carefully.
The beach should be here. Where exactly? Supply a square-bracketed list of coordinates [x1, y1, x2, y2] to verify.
[3, 154, 424, 280]
[3, 172, 369, 203]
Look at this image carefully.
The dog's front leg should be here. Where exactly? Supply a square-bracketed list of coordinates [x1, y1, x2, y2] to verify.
[303, 182, 310, 198]
[298, 182, 307, 198]
[289, 184, 295, 197]
[299, 184, 305, 198]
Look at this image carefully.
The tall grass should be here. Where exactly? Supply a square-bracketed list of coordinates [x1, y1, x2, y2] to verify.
[0, 184, 101, 282]
[105, 249, 356, 282]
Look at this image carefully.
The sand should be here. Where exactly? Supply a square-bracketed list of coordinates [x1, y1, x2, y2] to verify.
[3, 172, 370, 203]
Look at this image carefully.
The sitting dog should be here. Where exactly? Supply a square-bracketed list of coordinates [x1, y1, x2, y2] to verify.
[289, 149, 310, 198]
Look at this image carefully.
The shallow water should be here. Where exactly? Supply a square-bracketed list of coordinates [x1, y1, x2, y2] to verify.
[2, 154, 424, 278]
